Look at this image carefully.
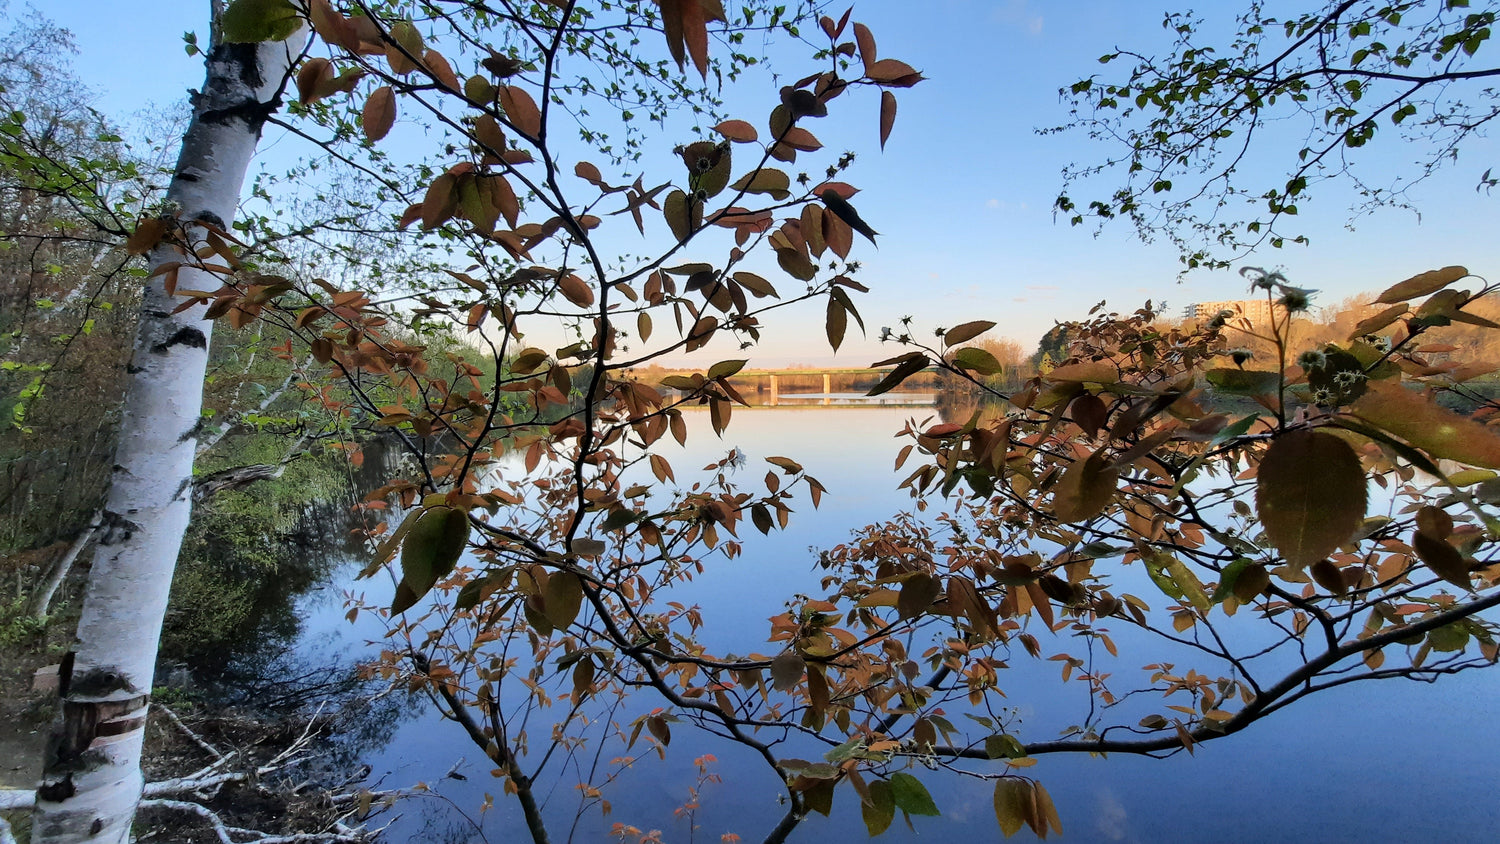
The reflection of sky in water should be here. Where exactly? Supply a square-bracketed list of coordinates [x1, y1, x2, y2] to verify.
[281, 408, 1500, 843]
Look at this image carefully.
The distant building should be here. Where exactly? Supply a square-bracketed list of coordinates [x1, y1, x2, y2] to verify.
[1183, 298, 1286, 327]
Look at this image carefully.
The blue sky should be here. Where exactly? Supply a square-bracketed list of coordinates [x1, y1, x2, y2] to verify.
[50, 1, 1500, 367]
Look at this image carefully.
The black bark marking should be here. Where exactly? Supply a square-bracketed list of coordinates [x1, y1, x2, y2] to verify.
[126, 363, 144, 374]
[218, 41, 265, 89]
[98, 511, 139, 545]
[36, 774, 75, 802]
[193, 210, 227, 230]
[69, 666, 134, 697]
[199, 96, 281, 129]
[176, 172, 200, 182]
[181, 416, 208, 443]
[59, 651, 74, 698]
[150, 326, 207, 354]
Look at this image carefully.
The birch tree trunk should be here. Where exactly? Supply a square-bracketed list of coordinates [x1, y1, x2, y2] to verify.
[30, 28, 305, 844]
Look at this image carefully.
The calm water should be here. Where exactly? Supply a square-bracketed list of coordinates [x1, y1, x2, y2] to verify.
[259, 405, 1500, 843]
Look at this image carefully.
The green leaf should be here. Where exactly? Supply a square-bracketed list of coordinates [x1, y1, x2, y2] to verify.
[707, 359, 747, 379]
[730, 168, 791, 200]
[1205, 368, 1280, 396]
[1211, 558, 1254, 603]
[544, 570, 585, 629]
[993, 778, 1031, 837]
[863, 779, 896, 836]
[803, 776, 836, 816]
[1428, 622, 1470, 652]
[1255, 430, 1367, 566]
[889, 772, 940, 816]
[394, 506, 469, 613]
[1353, 381, 1500, 468]
[952, 347, 1002, 375]
[985, 734, 1027, 759]
[1142, 549, 1185, 602]
[362, 508, 421, 579]
[824, 737, 864, 763]
[221, 0, 301, 43]
[1161, 553, 1211, 613]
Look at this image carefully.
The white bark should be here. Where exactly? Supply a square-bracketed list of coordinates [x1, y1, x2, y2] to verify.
[28, 510, 104, 620]
[30, 28, 306, 844]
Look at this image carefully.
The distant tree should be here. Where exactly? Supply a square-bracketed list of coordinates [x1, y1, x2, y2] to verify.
[1052, 1, 1500, 269]
[1032, 323, 1073, 369]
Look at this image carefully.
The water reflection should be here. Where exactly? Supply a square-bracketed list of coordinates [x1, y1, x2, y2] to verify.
[191, 408, 1500, 843]
[165, 439, 420, 778]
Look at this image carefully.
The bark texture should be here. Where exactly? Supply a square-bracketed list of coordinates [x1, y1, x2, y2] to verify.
[30, 30, 305, 844]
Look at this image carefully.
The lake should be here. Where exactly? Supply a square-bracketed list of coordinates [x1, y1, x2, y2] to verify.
[227, 403, 1500, 843]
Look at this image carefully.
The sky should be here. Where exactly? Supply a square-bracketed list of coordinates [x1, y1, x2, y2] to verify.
[47, 0, 1500, 368]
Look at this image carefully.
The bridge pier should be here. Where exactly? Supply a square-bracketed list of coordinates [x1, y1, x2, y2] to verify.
[823, 372, 831, 394]
[769, 374, 779, 407]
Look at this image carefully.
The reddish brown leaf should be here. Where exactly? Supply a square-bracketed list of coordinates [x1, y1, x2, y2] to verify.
[474, 114, 507, 154]
[1052, 450, 1118, 523]
[821, 208, 853, 259]
[558, 273, 595, 308]
[125, 218, 168, 256]
[1374, 266, 1468, 304]
[826, 296, 848, 351]
[660, 0, 687, 70]
[897, 572, 940, 620]
[420, 173, 458, 229]
[1413, 530, 1471, 589]
[309, 0, 358, 50]
[682, 0, 709, 79]
[1416, 505, 1454, 541]
[781, 127, 822, 151]
[853, 22, 877, 73]
[714, 119, 758, 143]
[422, 49, 460, 92]
[362, 86, 396, 141]
[1347, 304, 1408, 339]
[296, 58, 333, 105]
[879, 90, 896, 149]
[944, 320, 995, 346]
[1071, 394, 1108, 438]
[867, 59, 920, 84]
[483, 174, 519, 228]
[499, 84, 542, 139]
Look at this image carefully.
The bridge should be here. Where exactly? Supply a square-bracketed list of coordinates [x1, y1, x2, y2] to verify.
[731, 368, 930, 406]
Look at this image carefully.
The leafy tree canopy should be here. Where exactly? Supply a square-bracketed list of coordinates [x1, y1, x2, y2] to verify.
[1052, 0, 1499, 270]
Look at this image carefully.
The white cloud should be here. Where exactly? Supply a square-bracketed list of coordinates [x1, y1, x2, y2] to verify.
[991, 0, 1044, 35]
